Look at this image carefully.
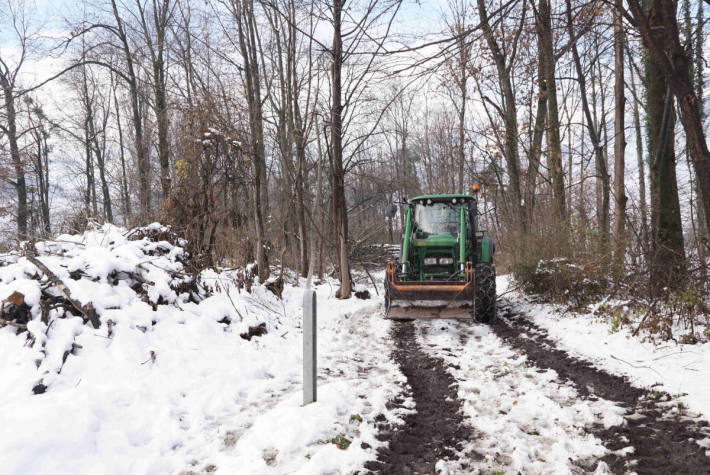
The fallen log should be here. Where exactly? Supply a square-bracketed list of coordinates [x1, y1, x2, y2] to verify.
[25, 254, 101, 329]
[0, 317, 27, 329]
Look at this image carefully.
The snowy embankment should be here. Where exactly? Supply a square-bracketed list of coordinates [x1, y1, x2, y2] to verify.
[501, 275, 710, 425]
[0, 224, 405, 474]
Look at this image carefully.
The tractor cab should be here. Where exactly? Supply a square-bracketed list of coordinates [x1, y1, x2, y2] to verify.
[409, 195, 474, 280]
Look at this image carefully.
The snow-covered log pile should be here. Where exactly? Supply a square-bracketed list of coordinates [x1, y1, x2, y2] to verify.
[1, 224, 207, 333]
[0, 224, 217, 393]
[0, 223, 283, 395]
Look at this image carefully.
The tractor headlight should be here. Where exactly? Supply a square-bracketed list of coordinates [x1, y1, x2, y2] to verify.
[424, 257, 437, 265]
[439, 257, 453, 265]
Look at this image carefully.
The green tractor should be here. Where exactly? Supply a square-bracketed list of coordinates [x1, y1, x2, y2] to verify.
[384, 190, 496, 322]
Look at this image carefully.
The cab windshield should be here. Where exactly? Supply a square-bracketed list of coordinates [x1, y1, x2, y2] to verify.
[414, 203, 460, 236]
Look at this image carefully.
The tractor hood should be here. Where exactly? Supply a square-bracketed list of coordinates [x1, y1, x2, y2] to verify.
[412, 234, 458, 248]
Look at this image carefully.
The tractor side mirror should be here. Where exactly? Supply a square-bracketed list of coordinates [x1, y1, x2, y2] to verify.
[385, 203, 398, 219]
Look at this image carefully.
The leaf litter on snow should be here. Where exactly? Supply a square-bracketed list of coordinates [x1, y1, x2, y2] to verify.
[0, 223, 407, 474]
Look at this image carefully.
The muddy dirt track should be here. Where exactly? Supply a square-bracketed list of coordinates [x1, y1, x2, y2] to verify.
[493, 306, 710, 474]
[366, 303, 710, 474]
[364, 322, 477, 474]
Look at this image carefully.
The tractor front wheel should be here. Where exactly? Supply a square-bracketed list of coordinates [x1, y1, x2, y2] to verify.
[474, 263, 496, 323]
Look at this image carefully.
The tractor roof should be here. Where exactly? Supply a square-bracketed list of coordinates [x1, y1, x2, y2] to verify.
[410, 194, 474, 203]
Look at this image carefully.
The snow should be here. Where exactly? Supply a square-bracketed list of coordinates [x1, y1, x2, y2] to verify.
[416, 318, 624, 473]
[500, 275, 710, 423]
[0, 278, 42, 307]
[0, 224, 406, 474]
[7, 224, 709, 473]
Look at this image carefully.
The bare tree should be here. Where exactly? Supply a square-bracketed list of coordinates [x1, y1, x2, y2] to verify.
[24, 97, 51, 236]
[229, 0, 270, 282]
[565, 0, 609, 248]
[112, 72, 133, 220]
[476, 0, 525, 226]
[612, 0, 626, 265]
[524, 11, 548, 227]
[0, 0, 32, 240]
[79, 45, 114, 223]
[136, 0, 174, 200]
[74, 0, 152, 216]
[619, 0, 710, 242]
[627, 49, 649, 257]
[322, 0, 402, 298]
[443, 0, 473, 193]
[536, 0, 566, 225]
[640, 0, 685, 291]
[261, 0, 320, 277]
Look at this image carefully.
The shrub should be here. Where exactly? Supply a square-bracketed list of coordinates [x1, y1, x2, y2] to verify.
[517, 257, 607, 306]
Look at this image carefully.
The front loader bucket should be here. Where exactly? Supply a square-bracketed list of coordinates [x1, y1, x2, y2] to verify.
[384, 261, 476, 320]
[385, 305, 474, 320]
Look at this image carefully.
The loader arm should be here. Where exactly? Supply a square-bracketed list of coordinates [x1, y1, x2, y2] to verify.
[401, 206, 413, 276]
[459, 206, 466, 273]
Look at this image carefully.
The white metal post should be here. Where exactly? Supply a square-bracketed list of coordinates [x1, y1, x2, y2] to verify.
[303, 290, 317, 404]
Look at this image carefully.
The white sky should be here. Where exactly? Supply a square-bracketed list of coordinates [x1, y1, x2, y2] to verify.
[0, 0, 705, 242]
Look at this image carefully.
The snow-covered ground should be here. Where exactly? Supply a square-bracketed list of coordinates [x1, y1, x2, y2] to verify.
[5, 225, 710, 474]
[416, 319, 624, 474]
[501, 275, 710, 425]
[0, 224, 407, 474]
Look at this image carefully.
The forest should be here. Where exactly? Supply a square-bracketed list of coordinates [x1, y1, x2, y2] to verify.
[0, 0, 708, 303]
[5, 1, 710, 472]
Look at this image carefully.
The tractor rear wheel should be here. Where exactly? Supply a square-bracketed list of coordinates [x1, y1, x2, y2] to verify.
[474, 263, 496, 323]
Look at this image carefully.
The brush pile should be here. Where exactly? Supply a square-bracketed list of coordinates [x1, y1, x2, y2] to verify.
[0, 223, 209, 333]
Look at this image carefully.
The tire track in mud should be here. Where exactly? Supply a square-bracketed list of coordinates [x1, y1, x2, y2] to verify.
[365, 321, 478, 474]
[492, 304, 710, 474]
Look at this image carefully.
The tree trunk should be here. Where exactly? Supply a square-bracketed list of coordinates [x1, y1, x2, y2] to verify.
[296, 148, 309, 277]
[628, 59, 648, 258]
[34, 130, 50, 235]
[305, 150, 323, 289]
[154, 61, 171, 200]
[624, 0, 710, 243]
[1, 78, 28, 240]
[477, 0, 523, 226]
[456, 29, 468, 193]
[644, 0, 686, 292]
[331, 0, 351, 298]
[146, 0, 172, 200]
[694, 0, 707, 269]
[111, 0, 150, 217]
[113, 85, 132, 220]
[81, 64, 113, 223]
[526, 18, 549, 227]
[93, 134, 113, 223]
[234, 0, 269, 282]
[613, 0, 626, 266]
[130, 77, 149, 217]
[538, 0, 566, 224]
[83, 119, 95, 218]
[566, 0, 609, 250]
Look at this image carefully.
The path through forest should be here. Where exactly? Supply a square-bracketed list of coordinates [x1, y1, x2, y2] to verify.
[366, 299, 710, 473]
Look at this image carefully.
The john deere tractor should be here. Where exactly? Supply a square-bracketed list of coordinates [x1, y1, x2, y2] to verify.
[384, 190, 496, 322]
